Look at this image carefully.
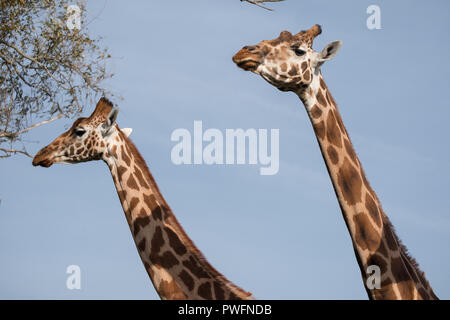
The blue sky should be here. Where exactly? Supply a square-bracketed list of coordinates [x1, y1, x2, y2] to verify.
[1, 0, 450, 299]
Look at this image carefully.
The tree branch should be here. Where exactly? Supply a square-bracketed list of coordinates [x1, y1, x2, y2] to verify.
[0, 148, 32, 158]
[0, 113, 64, 138]
[240, 0, 285, 11]
[0, 39, 69, 90]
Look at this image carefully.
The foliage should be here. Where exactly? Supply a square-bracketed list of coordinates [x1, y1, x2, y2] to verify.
[0, 0, 114, 158]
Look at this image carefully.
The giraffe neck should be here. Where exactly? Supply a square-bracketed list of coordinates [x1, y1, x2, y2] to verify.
[295, 73, 437, 300]
[103, 130, 252, 300]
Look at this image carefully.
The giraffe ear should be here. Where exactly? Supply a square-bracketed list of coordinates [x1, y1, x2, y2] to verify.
[318, 41, 343, 63]
[102, 108, 119, 136]
[106, 108, 119, 127]
[121, 128, 133, 137]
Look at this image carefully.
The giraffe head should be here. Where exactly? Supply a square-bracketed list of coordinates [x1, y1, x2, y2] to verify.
[232, 25, 342, 92]
[32, 97, 132, 167]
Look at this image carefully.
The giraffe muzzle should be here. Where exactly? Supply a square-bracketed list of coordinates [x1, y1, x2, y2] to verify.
[232, 47, 261, 72]
[32, 148, 55, 167]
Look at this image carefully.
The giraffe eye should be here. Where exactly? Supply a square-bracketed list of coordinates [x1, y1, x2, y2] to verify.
[74, 128, 86, 137]
[293, 47, 306, 56]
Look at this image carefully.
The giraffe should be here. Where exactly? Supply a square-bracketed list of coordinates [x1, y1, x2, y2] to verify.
[232, 25, 438, 300]
[32, 97, 253, 300]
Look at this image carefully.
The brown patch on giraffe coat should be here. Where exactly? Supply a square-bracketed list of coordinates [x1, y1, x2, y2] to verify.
[280, 63, 287, 72]
[197, 282, 213, 299]
[117, 190, 127, 204]
[337, 158, 362, 205]
[160, 251, 180, 269]
[165, 226, 188, 255]
[121, 145, 131, 166]
[134, 165, 149, 188]
[152, 206, 163, 221]
[182, 256, 209, 279]
[353, 213, 381, 252]
[390, 257, 412, 283]
[344, 139, 358, 166]
[383, 222, 398, 251]
[326, 110, 342, 148]
[137, 238, 146, 252]
[288, 64, 298, 76]
[151, 226, 164, 253]
[301, 61, 308, 72]
[179, 270, 195, 291]
[365, 193, 381, 227]
[133, 215, 150, 237]
[129, 197, 139, 212]
[214, 281, 225, 300]
[303, 70, 311, 82]
[310, 104, 322, 119]
[159, 279, 187, 299]
[326, 145, 339, 165]
[261, 45, 270, 55]
[320, 77, 326, 90]
[127, 174, 139, 191]
[313, 121, 325, 140]
[139, 207, 147, 218]
[117, 165, 127, 181]
[110, 145, 118, 158]
[316, 90, 328, 106]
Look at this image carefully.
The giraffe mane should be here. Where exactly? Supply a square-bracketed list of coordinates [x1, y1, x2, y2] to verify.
[383, 215, 433, 290]
[321, 75, 434, 296]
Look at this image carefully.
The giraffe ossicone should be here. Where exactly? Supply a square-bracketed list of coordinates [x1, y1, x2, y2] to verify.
[233, 24, 438, 300]
[33, 98, 253, 300]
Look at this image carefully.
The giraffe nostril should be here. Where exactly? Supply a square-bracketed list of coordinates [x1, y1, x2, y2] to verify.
[243, 45, 257, 52]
